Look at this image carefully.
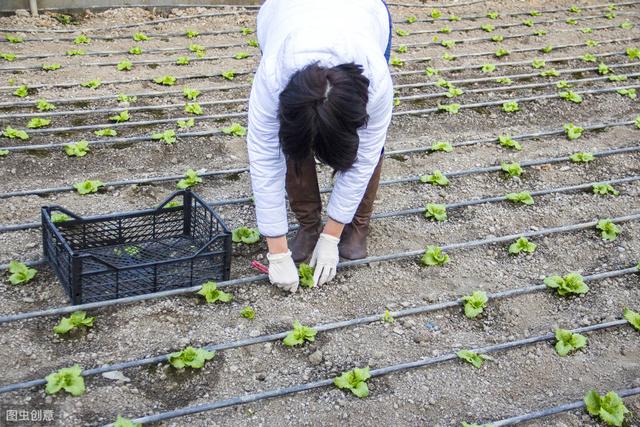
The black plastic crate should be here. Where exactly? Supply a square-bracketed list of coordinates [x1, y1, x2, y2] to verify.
[41, 190, 232, 304]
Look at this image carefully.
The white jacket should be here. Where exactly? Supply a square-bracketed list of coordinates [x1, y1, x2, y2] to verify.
[247, 0, 394, 237]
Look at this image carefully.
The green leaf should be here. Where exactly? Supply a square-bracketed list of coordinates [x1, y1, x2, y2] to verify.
[36, 99, 56, 111]
[396, 29, 410, 37]
[597, 62, 610, 75]
[53, 311, 95, 334]
[283, 320, 317, 347]
[559, 90, 582, 104]
[481, 24, 495, 32]
[584, 390, 630, 426]
[596, 219, 620, 241]
[501, 101, 519, 112]
[233, 51, 250, 60]
[508, 237, 537, 255]
[247, 39, 259, 48]
[487, 11, 499, 19]
[334, 367, 370, 398]
[624, 308, 640, 331]
[185, 30, 199, 38]
[168, 346, 215, 369]
[94, 128, 117, 137]
[51, 213, 71, 223]
[570, 152, 595, 163]
[13, 85, 28, 97]
[616, 88, 637, 99]
[113, 416, 141, 427]
[626, 47, 640, 60]
[421, 245, 450, 267]
[381, 309, 394, 324]
[2, 127, 29, 140]
[491, 35, 504, 43]
[554, 328, 587, 356]
[81, 79, 101, 89]
[240, 27, 254, 36]
[608, 74, 627, 82]
[196, 281, 233, 304]
[182, 87, 201, 101]
[66, 49, 85, 56]
[425, 67, 439, 76]
[501, 162, 523, 177]
[7, 260, 37, 285]
[109, 110, 130, 123]
[462, 291, 488, 319]
[556, 80, 573, 89]
[42, 63, 61, 71]
[73, 179, 104, 195]
[0, 52, 17, 61]
[585, 389, 602, 416]
[582, 53, 597, 62]
[231, 226, 261, 244]
[592, 184, 619, 196]
[45, 364, 85, 396]
[424, 203, 447, 222]
[419, 170, 449, 186]
[128, 46, 143, 55]
[441, 39, 456, 49]
[177, 168, 202, 189]
[496, 77, 512, 85]
[176, 56, 190, 65]
[396, 44, 408, 54]
[117, 60, 133, 71]
[64, 140, 90, 157]
[481, 63, 496, 73]
[117, 94, 137, 103]
[298, 263, 315, 288]
[456, 349, 493, 368]
[569, 5, 581, 13]
[448, 14, 461, 22]
[531, 58, 545, 69]
[438, 26, 451, 34]
[221, 70, 236, 80]
[586, 39, 599, 48]
[442, 52, 456, 61]
[530, 10, 541, 16]
[26, 117, 51, 129]
[390, 57, 405, 67]
[74, 34, 91, 44]
[563, 123, 583, 140]
[189, 43, 205, 52]
[6, 35, 23, 43]
[540, 68, 559, 77]
[620, 21, 634, 30]
[521, 19, 534, 27]
[533, 29, 547, 36]
[154, 75, 177, 86]
[0, 149, 8, 157]
[495, 48, 510, 57]
[446, 87, 464, 98]
[405, 15, 417, 24]
[177, 118, 195, 129]
[132, 32, 150, 41]
[240, 306, 255, 320]
[544, 273, 589, 296]
[184, 102, 203, 115]
[437, 103, 460, 114]
[221, 123, 247, 137]
[431, 141, 453, 152]
[498, 134, 522, 150]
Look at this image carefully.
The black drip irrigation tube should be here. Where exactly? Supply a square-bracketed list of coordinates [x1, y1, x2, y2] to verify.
[490, 386, 640, 426]
[1, 136, 639, 235]
[1, 212, 639, 324]
[0, 264, 636, 396]
[113, 319, 633, 426]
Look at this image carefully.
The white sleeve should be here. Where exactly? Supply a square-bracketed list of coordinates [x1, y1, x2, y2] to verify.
[326, 71, 393, 224]
[246, 63, 288, 237]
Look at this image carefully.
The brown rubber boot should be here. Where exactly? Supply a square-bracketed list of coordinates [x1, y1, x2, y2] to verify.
[286, 155, 323, 263]
[338, 155, 384, 260]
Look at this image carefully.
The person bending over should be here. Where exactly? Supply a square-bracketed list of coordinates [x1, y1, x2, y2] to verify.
[247, 0, 393, 292]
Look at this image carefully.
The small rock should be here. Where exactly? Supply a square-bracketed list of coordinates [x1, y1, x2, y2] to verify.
[255, 372, 266, 381]
[308, 350, 323, 366]
[249, 329, 261, 338]
[15, 9, 30, 17]
[101, 371, 130, 382]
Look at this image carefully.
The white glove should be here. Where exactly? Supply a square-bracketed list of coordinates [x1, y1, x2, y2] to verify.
[310, 233, 340, 287]
[266, 250, 299, 293]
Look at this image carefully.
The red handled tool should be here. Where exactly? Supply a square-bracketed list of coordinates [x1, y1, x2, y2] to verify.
[251, 260, 269, 274]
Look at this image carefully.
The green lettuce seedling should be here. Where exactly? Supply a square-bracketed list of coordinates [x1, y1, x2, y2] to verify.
[441, 40, 455, 49]
[13, 85, 28, 97]
[73, 180, 103, 195]
[186, 29, 199, 38]
[36, 99, 55, 111]
[462, 291, 488, 318]
[586, 39, 599, 48]
[42, 63, 61, 71]
[197, 281, 232, 304]
[457, 349, 493, 368]
[405, 15, 417, 24]
[168, 346, 215, 369]
[3, 127, 29, 140]
[431, 141, 453, 152]
[481, 63, 496, 73]
[597, 62, 610, 75]
[109, 111, 129, 123]
[530, 9, 541, 16]
[491, 35, 504, 42]
[7, 261, 37, 285]
[152, 129, 176, 144]
[425, 67, 439, 76]
[154, 75, 177, 86]
[509, 237, 536, 255]
[501, 101, 519, 112]
[506, 192, 534, 205]
[45, 365, 85, 396]
[435, 78, 453, 88]
[421, 245, 449, 267]
[554, 328, 587, 356]
[334, 367, 370, 398]
[486, 11, 499, 19]
[233, 52, 250, 60]
[593, 184, 619, 196]
[27, 118, 51, 128]
[496, 77, 512, 85]
[608, 75, 627, 82]
[501, 162, 523, 177]
[299, 263, 315, 288]
[498, 134, 522, 150]
[419, 170, 449, 186]
[381, 310, 394, 324]
[64, 140, 90, 157]
[390, 57, 404, 67]
[442, 52, 456, 61]
[67, 49, 85, 56]
[446, 87, 464, 98]
[570, 152, 594, 163]
[596, 219, 620, 241]
[221, 70, 236, 80]
[448, 14, 461, 22]
[437, 103, 460, 114]
[540, 68, 558, 76]
[117, 60, 132, 71]
[581, 27, 593, 34]
[559, 90, 582, 103]
[95, 129, 117, 137]
[283, 320, 317, 347]
[624, 308, 640, 331]
[247, 39, 259, 48]
[584, 390, 629, 426]
[396, 45, 408, 54]
[132, 32, 149, 41]
[424, 203, 447, 222]
[621, 21, 634, 30]
[177, 118, 195, 129]
[222, 123, 247, 137]
[232, 226, 260, 244]
[0, 52, 17, 61]
[81, 79, 101, 89]
[626, 47, 640, 60]
[495, 48, 510, 57]
[183, 87, 201, 100]
[184, 102, 203, 115]
[521, 19, 534, 27]
[563, 123, 583, 140]
[240, 306, 255, 320]
[0, 149, 8, 156]
[54, 311, 95, 334]
[51, 213, 71, 223]
[189, 43, 205, 52]
[396, 29, 410, 37]
[114, 416, 141, 427]
[617, 88, 636, 99]
[582, 53, 597, 62]
[73, 34, 90, 44]
[129, 46, 143, 55]
[556, 80, 573, 89]
[544, 273, 589, 296]
[481, 24, 495, 32]
[240, 27, 254, 35]
[177, 169, 202, 189]
[176, 56, 190, 65]
[117, 94, 137, 103]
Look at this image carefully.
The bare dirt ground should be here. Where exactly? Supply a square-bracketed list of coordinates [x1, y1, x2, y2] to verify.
[0, 0, 639, 426]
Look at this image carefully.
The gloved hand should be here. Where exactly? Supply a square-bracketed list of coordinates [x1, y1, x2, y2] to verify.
[266, 250, 299, 293]
[310, 233, 340, 287]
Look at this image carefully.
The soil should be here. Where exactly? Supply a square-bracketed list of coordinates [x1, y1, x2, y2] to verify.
[0, 1, 639, 426]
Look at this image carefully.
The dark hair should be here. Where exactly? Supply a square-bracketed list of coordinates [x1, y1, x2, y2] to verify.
[278, 62, 369, 174]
